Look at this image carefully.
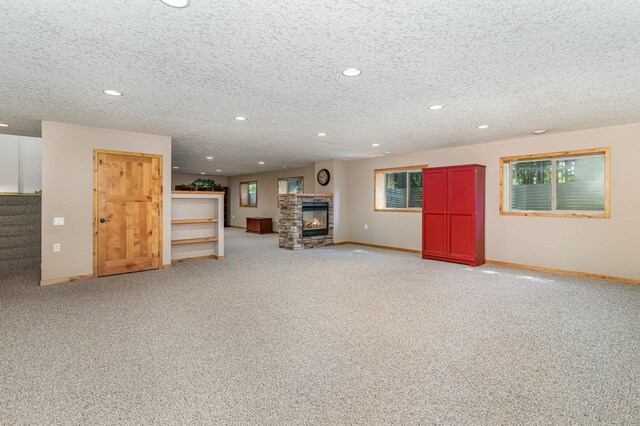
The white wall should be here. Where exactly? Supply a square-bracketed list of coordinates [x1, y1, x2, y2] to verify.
[0, 134, 42, 193]
[314, 159, 349, 243]
[346, 122, 640, 280]
[41, 122, 172, 281]
[172, 173, 228, 188]
[0, 135, 19, 193]
[228, 165, 315, 230]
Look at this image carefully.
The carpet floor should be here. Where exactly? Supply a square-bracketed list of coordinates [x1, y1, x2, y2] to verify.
[1, 228, 639, 425]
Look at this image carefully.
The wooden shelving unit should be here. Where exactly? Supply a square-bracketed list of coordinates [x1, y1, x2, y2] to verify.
[172, 237, 219, 245]
[171, 191, 225, 263]
[172, 219, 218, 225]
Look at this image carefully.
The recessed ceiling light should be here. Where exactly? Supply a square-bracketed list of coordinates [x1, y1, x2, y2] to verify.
[371, 143, 380, 147]
[282, 166, 288, 169]
[428, 105, 444, 110]
[258, 161, 265, 165]
[0, 123, 8, 127]
[200, 172, 205, 175]
[477, 124, 489, 129]
[234, 116, 247, 121]
[103, 89, 122, 96]
[206, 156, 213, 160]
[342, 68, 362, 77]
[383, 151, 392, 155]
[216, 169, 221, 172]
[160, 0, 190, 8]
[317, 132, 327, 136]
[173, 166, 179, 169]
[532, 129, 547, 135]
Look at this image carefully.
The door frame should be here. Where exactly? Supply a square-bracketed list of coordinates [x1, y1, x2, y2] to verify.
[92, 149, 164, 278]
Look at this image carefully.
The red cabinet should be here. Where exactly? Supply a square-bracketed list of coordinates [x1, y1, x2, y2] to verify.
[422, 164, 485, 266]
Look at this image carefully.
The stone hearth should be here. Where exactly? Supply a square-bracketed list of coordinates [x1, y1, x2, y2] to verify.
[278, 194, 333, 250]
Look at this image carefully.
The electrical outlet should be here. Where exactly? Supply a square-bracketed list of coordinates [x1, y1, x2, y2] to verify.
[53, 243, 61, 252]
[364, 224, 368, 230]
[53, 217, 64, 226]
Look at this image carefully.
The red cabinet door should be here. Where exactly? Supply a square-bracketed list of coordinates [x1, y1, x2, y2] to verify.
[447, 167, 475, 260]
[422, 168, 448, 257]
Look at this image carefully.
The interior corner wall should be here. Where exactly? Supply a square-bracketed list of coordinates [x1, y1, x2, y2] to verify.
[227, 165, 315, 230]
[314, 159, 349, 242]
[41, 122, 172, 281]
[0, 134, 42, 193]
[345, 122, 640, 281]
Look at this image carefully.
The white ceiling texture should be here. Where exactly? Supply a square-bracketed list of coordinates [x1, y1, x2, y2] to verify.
[1, 0, 639, 175]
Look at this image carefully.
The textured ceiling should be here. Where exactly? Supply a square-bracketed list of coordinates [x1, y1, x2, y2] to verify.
[1, 1, 639, 175]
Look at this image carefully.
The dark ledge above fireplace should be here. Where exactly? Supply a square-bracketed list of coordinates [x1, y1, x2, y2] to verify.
[277, 194, 334, 250]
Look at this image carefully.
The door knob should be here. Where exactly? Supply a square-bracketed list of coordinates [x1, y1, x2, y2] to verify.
[99, 218, 110, 223]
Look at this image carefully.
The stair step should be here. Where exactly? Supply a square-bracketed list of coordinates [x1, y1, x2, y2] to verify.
[0, 245, 40, 260]
[0, 256, 40, 274]
[0, 213, 41, 226]
[0, 234, 40, 249]
[0, 224, 40, 238]
[0, 195, 41, 204]
[0, 204, 41, 215]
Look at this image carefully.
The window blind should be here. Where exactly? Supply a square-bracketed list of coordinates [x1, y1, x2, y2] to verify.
[511, 160, 552, 211]
[556, 155, 605, 211]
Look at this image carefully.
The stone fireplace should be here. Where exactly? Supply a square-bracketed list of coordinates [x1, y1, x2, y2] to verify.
[278, 194, 333, 249]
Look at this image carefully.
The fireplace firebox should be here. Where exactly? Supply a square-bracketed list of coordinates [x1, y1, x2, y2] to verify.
[302, 202, 329, 237]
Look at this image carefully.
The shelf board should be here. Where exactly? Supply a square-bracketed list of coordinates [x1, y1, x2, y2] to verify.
[172, 190, 225, 195]
[171, 218, 218, 225]
[171, 237, 218, 245]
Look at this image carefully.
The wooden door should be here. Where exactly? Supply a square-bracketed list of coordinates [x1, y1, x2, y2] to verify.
[422, 168, 448, 258]
[96, 152, 161, 276]
[447, 167, 475, 260]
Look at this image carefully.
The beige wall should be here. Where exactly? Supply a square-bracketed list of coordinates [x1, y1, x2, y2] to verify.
[172, 173, 228, 188]
[346, 122, 640, 281]
[314, 159, 349, 242]
[41, 122, 172, 281]
[228, 165, 315, 230]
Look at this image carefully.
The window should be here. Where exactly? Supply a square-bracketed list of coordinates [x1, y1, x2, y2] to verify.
[240, 181, 257, 207]
[500, 148, 609, 218]
[374, 165, 427, 212]
[278, 176, 304, 194]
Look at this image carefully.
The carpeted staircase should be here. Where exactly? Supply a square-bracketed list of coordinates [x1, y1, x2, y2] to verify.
[0, 195, 41, 274]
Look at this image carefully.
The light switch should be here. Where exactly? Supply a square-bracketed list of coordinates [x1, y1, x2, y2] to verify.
[53, 243, 61, 252]
[53, 217, 64, 226]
